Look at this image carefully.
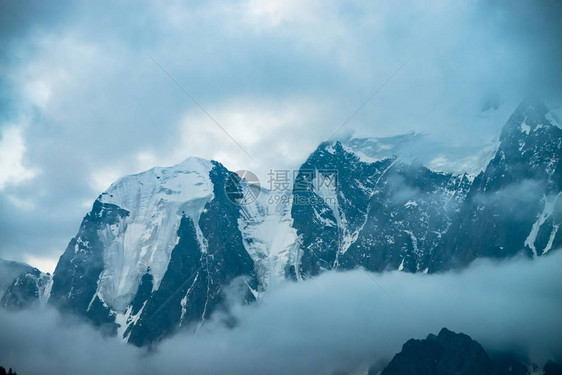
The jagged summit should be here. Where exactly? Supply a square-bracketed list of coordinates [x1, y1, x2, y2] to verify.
[0, 259, 35, 292]
[378, 328, 530, 375]
[290, 96, 562, 276]
[329, 132, 424, 163]
[323, 132, 495, 177]
[0, 259, 51, 309]
[501, 96, 559, 140]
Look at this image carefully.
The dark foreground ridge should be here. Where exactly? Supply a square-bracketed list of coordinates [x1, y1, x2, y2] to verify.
[0, 366, 18, 375]
[374, 328, 561, 375]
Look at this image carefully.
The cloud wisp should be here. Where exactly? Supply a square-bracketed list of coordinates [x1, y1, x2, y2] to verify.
[1, 251, 561, 375]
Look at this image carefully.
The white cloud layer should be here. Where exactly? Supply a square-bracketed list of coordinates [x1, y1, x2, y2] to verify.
[0, 126, 37, 190]
[1, 252, 561, 375]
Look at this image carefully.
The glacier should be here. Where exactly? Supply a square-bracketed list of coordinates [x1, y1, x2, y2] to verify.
[95, 157, 215, 312]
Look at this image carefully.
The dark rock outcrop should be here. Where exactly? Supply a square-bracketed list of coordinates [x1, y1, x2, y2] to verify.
[291, 97, 562, 277]
[377, 328, 529, 375]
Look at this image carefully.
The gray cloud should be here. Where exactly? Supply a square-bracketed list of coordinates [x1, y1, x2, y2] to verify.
[1, 252, 561, 374]
[0, 0, 561, 270]
[481, 181, 551, 220]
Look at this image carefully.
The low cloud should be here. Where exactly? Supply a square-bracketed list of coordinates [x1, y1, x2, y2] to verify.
[1, 251, 561, 375]
[0, 125, 38, 190]
[473, 179, 546, 220]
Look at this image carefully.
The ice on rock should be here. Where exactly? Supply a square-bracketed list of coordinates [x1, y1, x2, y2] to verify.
[96, 157, 214, 312]
[238, 189, 298, 291]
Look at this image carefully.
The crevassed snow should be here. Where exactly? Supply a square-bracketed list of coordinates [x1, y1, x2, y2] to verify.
[96, 157, 214, 312]
[238, 189, 298, 292]
[427, 138, 499, 177]
[39, 275, 53, 307]
[339, 133, 498, 177]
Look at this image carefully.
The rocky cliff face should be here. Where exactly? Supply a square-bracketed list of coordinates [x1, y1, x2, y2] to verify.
[291, 97, 562, 277]
[49, 159, 259, 345]
[0, 259, 51, 310]
[431, 97, 562, 270]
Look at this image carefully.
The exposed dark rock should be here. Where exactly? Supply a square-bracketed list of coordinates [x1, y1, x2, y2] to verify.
[379, 328, 529, 375]
[544, 361, 562, 375]
[292, 97, 562, 277]
[0, 259, 50, 310]
[49, 161, 258, 346]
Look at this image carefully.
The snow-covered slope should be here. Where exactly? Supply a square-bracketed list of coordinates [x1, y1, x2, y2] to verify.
[95, 157, 214, 311]
[49, 159, 264, 345]
[238, 189, 298, 292]
[339, 132, 498, 177]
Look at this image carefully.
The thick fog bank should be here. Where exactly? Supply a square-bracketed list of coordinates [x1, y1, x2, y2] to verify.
[1, 251, 561, 375]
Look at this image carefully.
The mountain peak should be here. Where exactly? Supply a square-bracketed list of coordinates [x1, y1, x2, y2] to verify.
[501, 96, 552, 141]
[0, 258, 51, 309]
[0, 259, 35, 294]
[381, 328, 530, 375]
[174, 156, 214, 171]
[99, 156, 214, 210]
[91, 156, 217, 312]
[321, 132, 423, 164]
[517, 94, 548, 115]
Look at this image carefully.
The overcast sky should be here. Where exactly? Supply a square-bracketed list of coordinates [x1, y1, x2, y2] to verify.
[0, 0, 561, 272]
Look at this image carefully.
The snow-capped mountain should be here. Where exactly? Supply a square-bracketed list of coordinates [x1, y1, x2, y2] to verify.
[49, 159, 261, 345]
[0, 259, 51, 310]
[288, 136, 474, 277]
[290, 96, 561, 277]
[431, 97, 562, 270]
[8, 96, 556, 346]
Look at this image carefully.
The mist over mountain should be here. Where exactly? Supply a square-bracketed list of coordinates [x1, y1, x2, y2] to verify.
[1, 1, 562, 374]
[1, 251, 561, 375]
[1, 97, 559, 353]
[0, 260, 50, 311]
